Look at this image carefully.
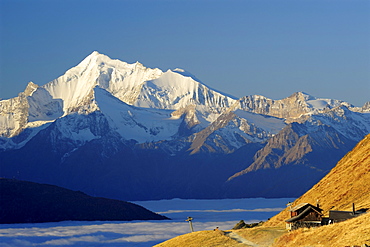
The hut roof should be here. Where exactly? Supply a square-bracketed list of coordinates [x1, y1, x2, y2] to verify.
[289, 203, 323, 212]
[289, 203, 309, 212]
[286, 204, 323, 223]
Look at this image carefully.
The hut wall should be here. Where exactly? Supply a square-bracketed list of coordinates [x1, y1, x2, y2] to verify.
[301, 211, 322, 222]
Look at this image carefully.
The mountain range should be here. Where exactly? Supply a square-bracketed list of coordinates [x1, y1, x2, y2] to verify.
[1, 51, 369, 201]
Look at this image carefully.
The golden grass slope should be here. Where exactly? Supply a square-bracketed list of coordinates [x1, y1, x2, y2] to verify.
[234, 227, 286, 247]
[153, 230, 245, 247]
[273, 212, 370, 247]
[265, 133, 370, 227]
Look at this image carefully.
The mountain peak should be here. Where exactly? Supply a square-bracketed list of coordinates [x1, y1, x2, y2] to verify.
[362, 101, 370, 112]
[288, 91, 314, 101]
[90, 50, 101, 56]
[23, 82, 39, 97]
[82, 51, 105, 61]
[78, 51, 113, 67]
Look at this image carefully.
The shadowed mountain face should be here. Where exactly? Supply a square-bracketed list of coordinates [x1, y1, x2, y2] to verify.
[224, 122, 358, 195]
[0, 178, 168, 224]
[1, 52, 369, 201]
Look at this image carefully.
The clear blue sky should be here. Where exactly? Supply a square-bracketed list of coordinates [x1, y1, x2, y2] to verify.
[0, 0, 369, 106]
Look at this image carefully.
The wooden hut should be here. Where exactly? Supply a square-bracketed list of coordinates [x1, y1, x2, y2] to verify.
[328, 210, 355, 223]
[286, 203, 323, 230]
[327, 203, 367, 223]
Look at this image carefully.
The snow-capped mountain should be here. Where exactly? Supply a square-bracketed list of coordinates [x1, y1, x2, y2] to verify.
[0, 51, 236, 146]
[1, 51, 369, 200]
[43, 51, 163, 114]
[44, 51, 236, 121]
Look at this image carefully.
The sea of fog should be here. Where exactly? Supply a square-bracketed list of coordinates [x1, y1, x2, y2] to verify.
[0, 198, 294, 247]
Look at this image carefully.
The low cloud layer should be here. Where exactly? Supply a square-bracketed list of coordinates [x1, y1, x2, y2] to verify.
[157, 207, 285, 214]
[0, 198, 292, 246]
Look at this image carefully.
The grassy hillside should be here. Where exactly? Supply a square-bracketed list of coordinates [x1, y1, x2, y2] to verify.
[233, 227, 286, 247]
[273, 213, 370, 247]
[265, 133, 370, 227]
[154, 230, 244, 247]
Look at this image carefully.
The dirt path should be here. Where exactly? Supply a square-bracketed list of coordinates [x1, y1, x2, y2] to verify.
[225, 232, 259, 246]
[231, 227, 287, 247]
